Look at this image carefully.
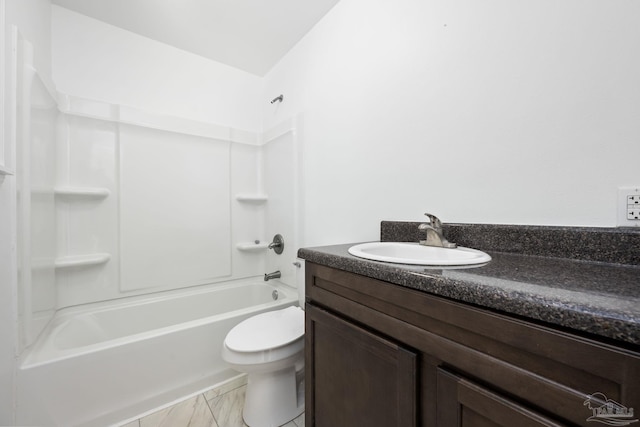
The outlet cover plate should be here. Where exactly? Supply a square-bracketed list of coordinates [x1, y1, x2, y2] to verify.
[618, 187, 640, 227]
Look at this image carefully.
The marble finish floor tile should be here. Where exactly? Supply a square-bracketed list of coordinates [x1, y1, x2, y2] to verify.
[123, 376, 304, 427]
[292, 413, 304, 427]
[206, 385, 303, 427]
[140, 394, 218, 427]
[203, 375, 248, 401]
[207, 385, 247, 427]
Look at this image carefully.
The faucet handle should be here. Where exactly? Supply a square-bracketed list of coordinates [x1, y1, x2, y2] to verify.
[268, 234, 284, 255]
[424, 213, 442, 230]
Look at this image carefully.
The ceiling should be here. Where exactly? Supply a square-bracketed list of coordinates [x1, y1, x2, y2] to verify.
[51, 0, 341, 76]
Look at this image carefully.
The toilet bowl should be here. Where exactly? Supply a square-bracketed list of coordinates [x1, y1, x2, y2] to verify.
[222, 305, 305, 427]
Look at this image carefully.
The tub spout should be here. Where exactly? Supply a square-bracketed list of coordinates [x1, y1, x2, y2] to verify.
[264, 270, 281, 281]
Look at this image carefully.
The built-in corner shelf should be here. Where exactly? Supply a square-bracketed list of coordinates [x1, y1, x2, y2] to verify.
[236, 242, 269, 252]
[54, 186, 110, 198]
[55, 253, 111, 269]
[235, 193, 268, 203]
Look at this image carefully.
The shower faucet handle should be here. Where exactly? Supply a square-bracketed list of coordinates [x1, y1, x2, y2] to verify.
[268, 234, 284, 255]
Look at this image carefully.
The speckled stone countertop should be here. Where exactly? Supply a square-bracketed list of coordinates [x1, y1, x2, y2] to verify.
[298, 222, 640, 347]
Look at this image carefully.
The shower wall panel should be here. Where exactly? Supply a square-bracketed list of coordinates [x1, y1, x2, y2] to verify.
[18, 90, 293, 351]
[119, 125, 231, 292]
[55, 115, 118, 307]
[230, 143, 266, 277]
[15, 32, 58, 351]
[51, 96, 266, 309]
[23, 74, 57, 349]
[263, 124, 298, 288]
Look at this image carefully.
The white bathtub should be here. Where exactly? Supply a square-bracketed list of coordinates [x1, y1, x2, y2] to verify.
[17, 278, 299, 427]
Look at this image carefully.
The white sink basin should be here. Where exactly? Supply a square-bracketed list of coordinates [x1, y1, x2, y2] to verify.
[348, 242, 491, 266]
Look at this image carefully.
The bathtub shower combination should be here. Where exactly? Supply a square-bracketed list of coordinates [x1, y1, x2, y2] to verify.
[19, 279, 298, 426]
[15, 37, 302, 427]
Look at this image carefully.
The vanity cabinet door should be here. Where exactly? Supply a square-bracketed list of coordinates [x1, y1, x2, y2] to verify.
[436, 368, 565, 427]
[305, 304, 418, 427]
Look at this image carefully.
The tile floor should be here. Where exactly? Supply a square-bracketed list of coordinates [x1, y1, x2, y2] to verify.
[119, 375, 305, 427]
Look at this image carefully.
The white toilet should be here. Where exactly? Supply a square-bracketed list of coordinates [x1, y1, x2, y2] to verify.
[222, 289, 305, 427]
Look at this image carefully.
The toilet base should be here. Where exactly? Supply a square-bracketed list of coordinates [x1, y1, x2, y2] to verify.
[243, 366, 305, 427]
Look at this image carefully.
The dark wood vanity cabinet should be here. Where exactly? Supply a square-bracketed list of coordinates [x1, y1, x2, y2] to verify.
[304, 262, 640, 427]
[306, 305, 418, 427]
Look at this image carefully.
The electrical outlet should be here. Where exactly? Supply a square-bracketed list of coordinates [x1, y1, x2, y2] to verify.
[618, 187, 640, 227]
[628, 209, 640, 220]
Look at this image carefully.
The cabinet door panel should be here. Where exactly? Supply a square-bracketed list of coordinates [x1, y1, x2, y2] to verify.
[437, 368, 565, 427]
[306, 304, 417, 427]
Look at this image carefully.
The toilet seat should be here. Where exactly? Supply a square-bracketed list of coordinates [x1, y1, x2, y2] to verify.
[225, 306, 304, 352]
[222, 305, 306, 426]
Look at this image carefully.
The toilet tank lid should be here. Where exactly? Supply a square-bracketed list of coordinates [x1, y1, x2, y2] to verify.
[225, 306, 304, 352]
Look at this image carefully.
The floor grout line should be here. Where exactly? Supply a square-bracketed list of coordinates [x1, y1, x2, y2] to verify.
[203, 391, 222, 427]
[126, 377, 302, 427]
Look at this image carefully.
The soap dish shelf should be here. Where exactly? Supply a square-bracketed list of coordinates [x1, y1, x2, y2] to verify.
[236, 242, 269, 252]
[235, 193, 268, 203]
[54, 187, 110, 198]
[55, 253, 111, 269]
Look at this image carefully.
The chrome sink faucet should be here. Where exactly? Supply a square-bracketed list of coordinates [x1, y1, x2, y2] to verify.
[418, 213, 457, 248]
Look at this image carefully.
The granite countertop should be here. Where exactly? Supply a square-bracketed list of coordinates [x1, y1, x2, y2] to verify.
[297, 223, 640, 347]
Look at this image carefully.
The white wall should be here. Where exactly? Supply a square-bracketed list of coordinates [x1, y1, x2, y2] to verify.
[263, 0, 640, 246]
[1, 0, 52, 423]
[52, 6, 263, 133]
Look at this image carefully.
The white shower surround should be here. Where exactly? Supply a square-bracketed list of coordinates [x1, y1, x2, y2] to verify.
[15, 53, 302, 425]
[18, 72, 300, 337]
